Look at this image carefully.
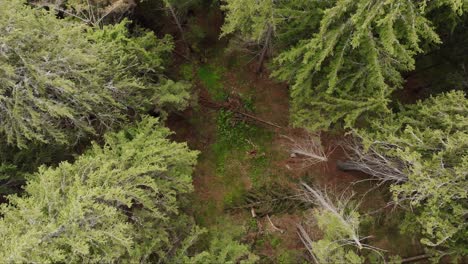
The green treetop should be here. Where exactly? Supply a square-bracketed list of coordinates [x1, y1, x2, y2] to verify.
[221, 0, 276, 42]
[0, 116, 199, 262]
[0, 0, 190, 148]
[352, 91, 467, 254]
[222, 0, 464, 130]
[273, 0, 464, 130]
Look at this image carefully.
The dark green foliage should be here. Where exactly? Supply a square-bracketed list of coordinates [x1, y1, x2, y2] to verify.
[186, 17, 207, 54]
[272, 0, 454, 130]
[0, 143, 76, 195]
[223, 0, 465, 130]
[179, 222, 259, 264]
[0, 164, 26, 195]
[406, 13, 468, 98]
[88, 20, 191, 114]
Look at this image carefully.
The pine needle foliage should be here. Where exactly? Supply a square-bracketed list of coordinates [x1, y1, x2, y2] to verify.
[0, 116, 199, 263]
[0, 0, 190, 148]
[222, 0, 465, 130]
[221, 0, 276, 43]
[273, 0, 464, 130]
[178, 225, 259, 264]
[356, 91, 468, 253]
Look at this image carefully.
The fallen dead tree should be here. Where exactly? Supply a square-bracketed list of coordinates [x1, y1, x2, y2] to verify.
[199, 96, 283, 129]
[297, 183, 385, 263]
[338, 137, 408, 184]
[281, 133, 331, 169]
[300, 183, 363, 249]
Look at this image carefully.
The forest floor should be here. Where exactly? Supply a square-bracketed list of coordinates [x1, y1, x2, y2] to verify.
[161, 6, 428, 263]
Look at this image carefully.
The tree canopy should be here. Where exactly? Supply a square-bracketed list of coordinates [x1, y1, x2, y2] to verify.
[0, 0, 466, 262]
[223, 0, 465, 130]
[0, 117, 199, 262]
[352, 91, 467, 253]
[0, 0, 190, 148]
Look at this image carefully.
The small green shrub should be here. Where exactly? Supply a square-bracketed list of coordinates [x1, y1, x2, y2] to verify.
[239, 92, 256, 112]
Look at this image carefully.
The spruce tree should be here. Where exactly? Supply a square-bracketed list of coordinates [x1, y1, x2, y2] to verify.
[222, 0, 465, 130]
[273, 0, 464, 130]
[349, 91, 467, 253]
[0, 0, 190, 148]
[0, 117, 199, 262]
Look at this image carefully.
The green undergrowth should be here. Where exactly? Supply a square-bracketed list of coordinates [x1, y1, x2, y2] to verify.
[186, 17, 206, 54]
[238, 92, 256, 112]
[213, 110, 274, 207]
[179, 62, 228, 102]
[198, 64, 227, 101]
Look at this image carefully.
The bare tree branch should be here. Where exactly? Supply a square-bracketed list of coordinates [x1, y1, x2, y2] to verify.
[339, 137, 408, 184]
[281, 133, 331, 169]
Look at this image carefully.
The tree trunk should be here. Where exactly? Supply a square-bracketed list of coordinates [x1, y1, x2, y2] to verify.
[198, 97, 283, 129]
[401, 254, 431, 263]
[256, 24, 273, 74]
[167, 3, 190, 56]
[336, 160, 364, 172]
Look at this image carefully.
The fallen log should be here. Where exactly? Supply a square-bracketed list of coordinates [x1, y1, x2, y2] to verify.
[401, 254, 432, 263]
[199, 97, 283, 129]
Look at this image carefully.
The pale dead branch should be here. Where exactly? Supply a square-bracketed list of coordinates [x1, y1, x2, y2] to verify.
[301, 183, 362, 249]
[339, 137, 408, 184]
[266, 215, 285, 234]
[297, 183, 386, 263]
[281, 133, 331, 169]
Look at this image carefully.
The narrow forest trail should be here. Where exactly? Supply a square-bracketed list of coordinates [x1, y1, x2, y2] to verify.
[161, 5, 428, 262]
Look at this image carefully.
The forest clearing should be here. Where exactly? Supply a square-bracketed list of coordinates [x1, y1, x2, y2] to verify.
[0, 0, 466, 263]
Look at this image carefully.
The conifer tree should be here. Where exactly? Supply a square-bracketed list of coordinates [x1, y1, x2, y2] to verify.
[274, 0, 465, 130]
[31, 0, 137, 26]
[346, 91, 467, 253]
[0, 0, 190, 148]
[222, 0, 465, 130]
[221, 0, 323, 72]
[221, 0, 276, 46]
[0, 117, 199, 262]
[176, 224, 259, 264]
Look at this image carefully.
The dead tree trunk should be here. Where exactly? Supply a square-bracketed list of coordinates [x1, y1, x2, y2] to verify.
[256, 24, 273, 74]
[301, 183, 363, 249]
[401, 254, 432, 263]
[337, 160, 368, 172]
[198, 97, 283, 129]
[166, 3, 190, 56]
[339, 138, 408, 184]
